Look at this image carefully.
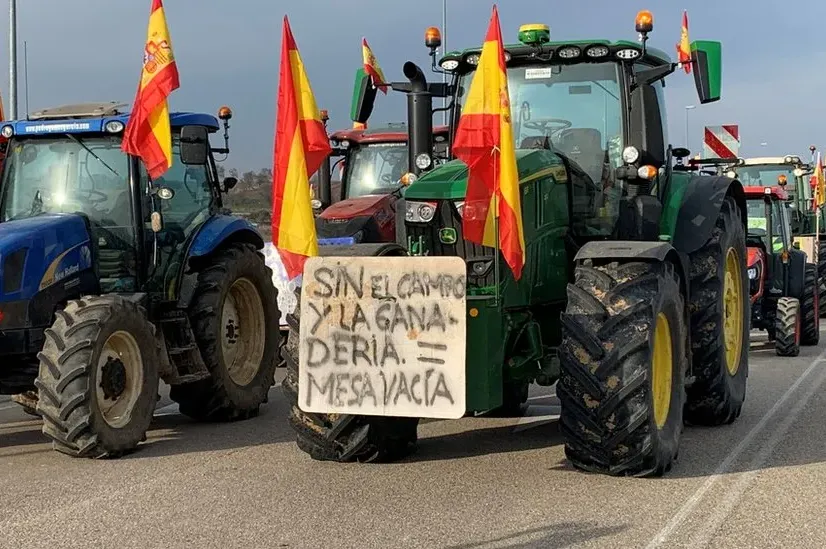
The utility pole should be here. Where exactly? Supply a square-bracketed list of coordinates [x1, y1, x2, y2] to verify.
[9, 0, 18, 120]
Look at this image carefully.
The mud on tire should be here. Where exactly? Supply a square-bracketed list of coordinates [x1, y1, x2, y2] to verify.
[558, 260, 687, 477]
[684, 196, 749, 427]
[35, 295, 159, 458]
[170, 242, 280, 421]
[283, 289, 419, 462]
[801, 263, 820, 346]
[775, 297, 801, 357]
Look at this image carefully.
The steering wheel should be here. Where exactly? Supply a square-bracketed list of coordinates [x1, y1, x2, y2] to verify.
[522, 118, 573, 138]
[71, 188, 108, 204]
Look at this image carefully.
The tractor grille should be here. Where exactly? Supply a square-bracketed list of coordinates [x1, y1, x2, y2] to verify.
[405, 201, 497, 288]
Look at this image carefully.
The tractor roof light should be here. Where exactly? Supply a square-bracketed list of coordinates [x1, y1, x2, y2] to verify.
[635, 10, 654, 34]
[440, 57, 460, 71]
[400, 172, 417, 186]
[104, 120, 124, 134]
[622, 146, 640, 164]
[425, 27, 442, 50]
[778, 174, 788, 186]
[518, 23, 550, 46]
[1, 125, 13, 138]
[319, 109, 329, 122]
[586, 45, 610, 58]
[764, 187, 773, 195]
[557, 46, 581, 59]
[218, 106, 233, 121]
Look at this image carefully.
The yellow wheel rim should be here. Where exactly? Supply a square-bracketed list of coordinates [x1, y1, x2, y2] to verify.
[723, 247, 744, 376]
[652, 312, 673, 429]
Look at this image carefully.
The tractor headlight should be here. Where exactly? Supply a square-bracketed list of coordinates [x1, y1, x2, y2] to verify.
[415, 153, 432, 170]
[557, 46, 581, 59]
[104, 120, 124, 133]
[406, 200, 437, 223]
[454, 201, 465, 218]
[616, 48, 641, 60]
[747, 267, 757, 280]
[586, 45, 610, 58]
[1, 125, 13, 138]
[622, 146, 640, 164]
[440, 58, 460, 71]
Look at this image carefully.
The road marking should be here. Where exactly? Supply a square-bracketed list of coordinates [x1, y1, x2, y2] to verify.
[644, 351, 826, 549]
[687, 360, 826, 548]
[527, 393, 556, 402]
[0, 403, 18, 411]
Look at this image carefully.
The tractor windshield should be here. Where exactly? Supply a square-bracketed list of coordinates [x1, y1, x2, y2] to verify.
[457, 61, 623, 185]
[0, 135, 131, 229]
[344, 142, 408, 199]
[746, 197, 785, 252]
[735, 165, 795, 188]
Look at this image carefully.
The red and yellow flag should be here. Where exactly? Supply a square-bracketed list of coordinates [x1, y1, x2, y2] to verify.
[122, 0, 180, 179]
[362, 38, 387, 94]
[272, 16, 332, 280]
[676, 10, 691, 74]
[814, 152, 825, 209]
[452, 5, 525, 280]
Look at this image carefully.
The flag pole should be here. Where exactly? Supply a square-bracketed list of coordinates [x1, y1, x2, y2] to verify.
[493, 149, 501, 306]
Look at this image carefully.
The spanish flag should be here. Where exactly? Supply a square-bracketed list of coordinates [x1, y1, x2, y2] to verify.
[122, 0, 180, 179]
[451, 5, 525, 280]
[676, 10, 691, 74]
[814, 152, 825, 209]
[272, 16, 332, 280]
[362, 38, 387, 94]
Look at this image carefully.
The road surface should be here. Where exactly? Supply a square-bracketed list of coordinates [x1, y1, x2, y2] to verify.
[1, 330, 824, 549]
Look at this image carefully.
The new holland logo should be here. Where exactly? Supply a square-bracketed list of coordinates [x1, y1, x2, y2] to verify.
[439, 228, 457, 244]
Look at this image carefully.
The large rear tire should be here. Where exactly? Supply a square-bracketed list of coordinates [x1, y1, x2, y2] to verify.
[775, 297, 801, 357]
[35, 296, 159, 458]
[558, 260, 687, 477]
[684, 196, 749, 427]
[170, 243, 280, 421]
[801, 263, 820, 345]
[283, 287, 419, 462]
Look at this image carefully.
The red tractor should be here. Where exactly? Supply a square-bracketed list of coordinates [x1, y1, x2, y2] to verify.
[313, 122, 449, 246]
[745, 184, 820, 356]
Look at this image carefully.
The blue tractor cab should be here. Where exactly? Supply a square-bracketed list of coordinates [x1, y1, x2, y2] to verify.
[0, 101, 280, 457]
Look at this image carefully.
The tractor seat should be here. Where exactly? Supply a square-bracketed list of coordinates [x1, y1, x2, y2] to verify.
[555, 128, 605, 182]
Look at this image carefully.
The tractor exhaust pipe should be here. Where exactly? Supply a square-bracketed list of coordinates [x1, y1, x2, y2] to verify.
[403, 61, 433, 176]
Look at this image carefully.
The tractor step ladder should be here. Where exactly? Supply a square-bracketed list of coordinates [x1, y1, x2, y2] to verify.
[157, 312, 211, 385]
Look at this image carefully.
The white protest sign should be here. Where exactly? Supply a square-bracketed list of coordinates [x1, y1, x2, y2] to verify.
[298, 255, 467, 419]
[262, 242, 300, 327]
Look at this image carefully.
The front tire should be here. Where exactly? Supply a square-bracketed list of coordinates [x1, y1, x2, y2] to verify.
[558, 260, 687, 477]
[283, 288, 419, 462]
[775, 297, 801, 357]
[685, 196, 749, 426]
[801, 263, 820, 345]
[35, 296, 159, 458]
[171, 242, 280, 421]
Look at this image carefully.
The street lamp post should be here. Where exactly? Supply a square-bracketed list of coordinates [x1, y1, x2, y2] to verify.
[684, 105, 695, 152]
[9, 0, 18, 120]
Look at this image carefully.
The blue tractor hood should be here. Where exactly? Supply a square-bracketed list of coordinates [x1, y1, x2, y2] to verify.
[0, 213, 93, 301]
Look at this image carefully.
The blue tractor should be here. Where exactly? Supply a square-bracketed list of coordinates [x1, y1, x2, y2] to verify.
[0, 101, 280, 457]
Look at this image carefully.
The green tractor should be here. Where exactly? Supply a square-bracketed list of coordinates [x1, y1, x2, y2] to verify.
[714, 154, 826, 316]
[283, 12, 749, 477]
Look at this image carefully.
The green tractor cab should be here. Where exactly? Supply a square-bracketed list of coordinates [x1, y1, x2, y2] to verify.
[0, 102, 280, 457]
[284, 12, 749, 477]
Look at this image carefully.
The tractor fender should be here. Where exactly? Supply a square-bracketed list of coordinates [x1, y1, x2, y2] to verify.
[177, 215, 265, 308]
[671, 175, 746, 256]
[573, 240, 690, 300]
[788, 248, 807, 300]
[187, 214, 264, 260]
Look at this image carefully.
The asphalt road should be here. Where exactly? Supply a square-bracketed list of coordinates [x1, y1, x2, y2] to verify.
[1, 329, 825, 549]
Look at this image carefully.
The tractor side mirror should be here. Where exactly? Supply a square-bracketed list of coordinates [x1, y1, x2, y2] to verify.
[222, 176, 238, 193]
[180, 125, 209, 165]
[691, 40, 722, 104]
[350, 67, 378, 125]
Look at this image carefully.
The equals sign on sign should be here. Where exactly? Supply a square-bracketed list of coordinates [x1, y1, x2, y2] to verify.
[417, 341, 447, 364]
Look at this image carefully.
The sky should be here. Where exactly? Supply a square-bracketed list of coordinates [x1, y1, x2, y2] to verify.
[1, 0, 824, 171]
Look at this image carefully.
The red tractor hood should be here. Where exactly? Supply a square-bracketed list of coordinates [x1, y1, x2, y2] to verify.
[319, 194, 392, 220]
[747, 247, 764, 268]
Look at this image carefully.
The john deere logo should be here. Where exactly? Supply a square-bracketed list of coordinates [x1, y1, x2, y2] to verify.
[439, 228, 457, 244]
